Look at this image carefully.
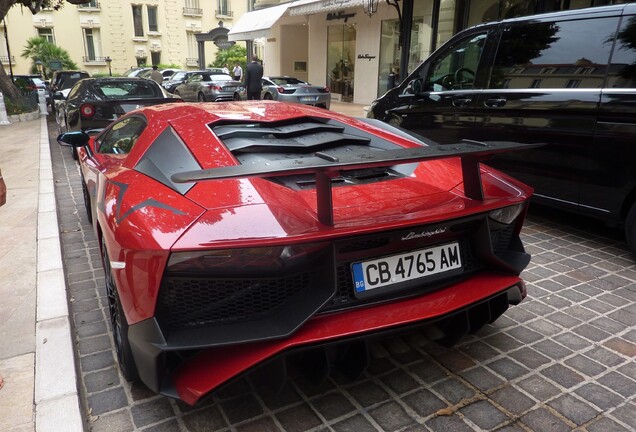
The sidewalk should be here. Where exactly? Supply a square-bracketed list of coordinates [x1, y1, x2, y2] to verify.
[0, 115, 83, 432]
[0, 100, 367, 432]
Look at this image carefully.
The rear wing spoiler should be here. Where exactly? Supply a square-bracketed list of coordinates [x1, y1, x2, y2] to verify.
[172, 140, 541, 226]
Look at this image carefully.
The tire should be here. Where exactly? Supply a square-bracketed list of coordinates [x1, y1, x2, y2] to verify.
[198, 92, 206, 102]
[264, 93, 273, 100]
[102, 241, 139, 382]
[626, 203, 636, 254]
[233, 92, 241, 101]
[81, 176, 92, 223]
[71, 147, 78, 161]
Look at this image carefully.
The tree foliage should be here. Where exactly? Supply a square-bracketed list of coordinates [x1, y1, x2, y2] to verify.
[21, 37, 78, 79]
[0, 0, 85, 101]
[209, 45, 247, 76]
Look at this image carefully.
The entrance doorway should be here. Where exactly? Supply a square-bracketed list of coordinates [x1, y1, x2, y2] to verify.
[327, 24, 356, 102]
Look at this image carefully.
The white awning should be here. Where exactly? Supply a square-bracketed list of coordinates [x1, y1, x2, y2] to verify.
[228, 3, 292, 41]
[288, 0, 365, 16]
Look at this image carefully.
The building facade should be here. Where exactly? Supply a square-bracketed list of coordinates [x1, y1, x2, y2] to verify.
[2, 0, 628, 104]
[1, 0, 249, 77]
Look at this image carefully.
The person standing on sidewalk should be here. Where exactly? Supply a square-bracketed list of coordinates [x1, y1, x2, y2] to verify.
[150, 65, 163, 85]
[244, 55, 263, 100]
[0, 167, 6, 207]
[233, 62, 243, 82]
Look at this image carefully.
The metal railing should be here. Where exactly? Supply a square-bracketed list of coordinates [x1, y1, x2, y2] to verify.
[82, 56, 109, 63]
[78, 1, 100, 9]
[183, 7, 203, 15]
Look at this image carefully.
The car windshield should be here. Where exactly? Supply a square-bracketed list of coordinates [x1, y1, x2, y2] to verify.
[271, 77, 307, 86]
[93, 81, 161, 99]
[171, 72, 187, 81]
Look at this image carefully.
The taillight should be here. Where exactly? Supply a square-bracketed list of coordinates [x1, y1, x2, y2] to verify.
[276, 86, 285, 94]
[206, 84, 222, 91]
[80, 103, 95, 118]
[324, 87, 330, 93]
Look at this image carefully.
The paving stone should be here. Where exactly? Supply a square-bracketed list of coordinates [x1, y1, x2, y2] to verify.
[402, 389, 447, 418]
[131, 398, 176, 428]
[597, 372, 636, 398]
[508, 346, 551, 369]
[547, 394, 600, 425]
[459, 399, 509, 430]
[584, 346, 626, 368]
[574, 383, 624, 411]
[220, 393, 263, 425]
[89, 410, 134, 432]
[407, 361, 447, 385]
[610, 402, 636, 429]
[86, 386, 129, 416]
[541, 364, 585, 389]
[585, 416, 632, 432]
[520, 407, 572, 432]
[259, 383, 302, 410]
[181, 405, 228, 432]
[490, 385, 536, 416]
[140, 418, 181, 432]
[517, 375, 561, 400]
[332, 414, 378, 432]
[531, 339, 573, 361]
[563, 355, 606, 378]
[310, 391, 355, 421]
[369, 401, 415, 431]
[235, 416, 279, 432]
[78, 334, 112, 355]
[379, 369, 421, 395]
[275, 403, 323, 432]
[431, 377, 475, 405]
[425, 413, 475, 431]
[84, 367, 120, 393]
[485, 357, 529, 381]
[346, 380, 390, 407]
[79, 351, 115, 372]
[459, 367, 504, 392]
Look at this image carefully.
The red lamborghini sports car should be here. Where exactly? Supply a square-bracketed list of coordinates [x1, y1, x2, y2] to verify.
[58, 101, 535, 405]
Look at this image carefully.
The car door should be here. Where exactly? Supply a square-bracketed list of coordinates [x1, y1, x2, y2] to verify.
[384, 29, 494, 144]
[581, 10, 636, 219]
[477, 13, 619, 208]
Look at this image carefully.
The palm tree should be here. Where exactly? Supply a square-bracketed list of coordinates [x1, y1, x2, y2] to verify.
[21, 37, 79, 79]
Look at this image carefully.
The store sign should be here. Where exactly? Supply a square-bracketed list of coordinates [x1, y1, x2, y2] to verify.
[214, 37, 235, 50]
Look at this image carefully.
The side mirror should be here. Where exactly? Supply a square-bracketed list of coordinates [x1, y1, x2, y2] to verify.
[405, 79, 423, 95]
[53, 91, 65, 100]
[57, 131, 90, 148]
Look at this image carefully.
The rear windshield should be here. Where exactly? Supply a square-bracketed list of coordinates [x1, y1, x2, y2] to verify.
[58, 73, 90, 90]
[271, 77, 307, 85]
[92, 80, 162, 99]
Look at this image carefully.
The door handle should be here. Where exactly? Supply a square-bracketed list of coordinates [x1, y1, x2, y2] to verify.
[484, 98, 507, 108]
[452, 98, 472, 108]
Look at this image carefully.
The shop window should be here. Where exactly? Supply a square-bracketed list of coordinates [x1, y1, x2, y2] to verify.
[327, 24, 356, 102]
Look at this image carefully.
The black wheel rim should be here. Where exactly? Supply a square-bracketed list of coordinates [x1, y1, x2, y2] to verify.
[102, 243, 124, 364]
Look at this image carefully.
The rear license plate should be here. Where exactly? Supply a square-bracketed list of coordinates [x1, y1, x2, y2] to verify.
[300, 96, 318, 102]
[351, 242, 462, 293]
[224, 86, 236, 91]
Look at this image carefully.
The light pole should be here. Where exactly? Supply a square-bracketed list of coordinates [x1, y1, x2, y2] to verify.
[105, 56, 112, 76]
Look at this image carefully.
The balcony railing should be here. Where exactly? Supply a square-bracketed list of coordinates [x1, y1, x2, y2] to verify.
[216, 9, 233, 17]
[183, 7, 203, 16]
[78, 1, 100, 9]
[83, 56, 108, 63]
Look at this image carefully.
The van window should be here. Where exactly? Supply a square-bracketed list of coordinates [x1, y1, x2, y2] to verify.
[423, 33, 487, 91]
[490, 17, 618, 89]
[607, 15, 636, 88]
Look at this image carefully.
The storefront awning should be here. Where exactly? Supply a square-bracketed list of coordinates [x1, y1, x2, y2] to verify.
[288, 0, 365, 16]
[228, 3, 292, 41]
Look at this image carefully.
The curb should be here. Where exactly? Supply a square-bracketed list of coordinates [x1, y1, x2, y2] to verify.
[34, 115, 85, 432]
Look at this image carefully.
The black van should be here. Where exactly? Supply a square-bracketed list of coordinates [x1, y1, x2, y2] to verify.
[368, 4, 636, 252]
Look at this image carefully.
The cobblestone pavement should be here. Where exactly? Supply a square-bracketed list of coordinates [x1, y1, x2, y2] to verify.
[48, 118, 636, 432]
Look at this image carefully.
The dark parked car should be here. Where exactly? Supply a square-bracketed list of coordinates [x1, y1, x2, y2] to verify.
[261, 76, 331, 109]
[368, 4, 636, 252]
[56, 77, 181, 159]
[50, 70, 90, 113]
[57, 100, 534, 404]
[12, 75, 49, 102]
[173, 72, 243, 101]
[162, 70, 206, 93]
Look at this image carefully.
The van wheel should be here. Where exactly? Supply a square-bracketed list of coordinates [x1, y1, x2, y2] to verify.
[626, 203, 636, 255]
[102, 241, 139, 382]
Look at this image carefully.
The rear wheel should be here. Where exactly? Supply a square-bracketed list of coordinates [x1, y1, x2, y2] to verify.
[626, 203, 636, 255]
[198, 92, 206, 102]
[233, 92, 241, 101]
[102, 241, 139, 382]
[264, 93, 273, 100]
[81, 175, 92, 223]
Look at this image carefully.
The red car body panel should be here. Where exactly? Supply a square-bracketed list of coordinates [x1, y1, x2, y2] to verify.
[173, 273, 524, 405]
[63, 101, 535, 405]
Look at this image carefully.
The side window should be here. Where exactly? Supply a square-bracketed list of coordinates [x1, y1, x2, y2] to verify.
[490, 17, 619, 89]
[607, 15, 636, 88]
[97, 116, 146, 154]
[424, 33, 487, 91]
[67, 83, 82, 100]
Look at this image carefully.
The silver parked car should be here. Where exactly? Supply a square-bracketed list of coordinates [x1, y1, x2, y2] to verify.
[173, 72, 243, 102]
[261, 76, 331, 109]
